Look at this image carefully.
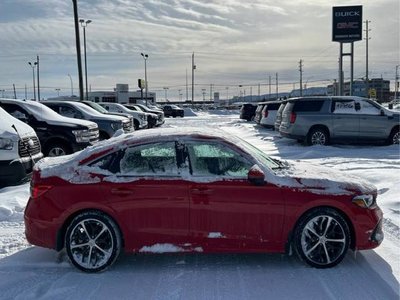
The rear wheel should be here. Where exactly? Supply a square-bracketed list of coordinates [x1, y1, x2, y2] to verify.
[307, 128, 329, 146]
[65, 211, 122, 273]
[294, 208, 350, 268]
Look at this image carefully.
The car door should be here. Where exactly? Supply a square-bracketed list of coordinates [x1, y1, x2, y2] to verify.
[186, 140, 285, 251]
[357, 99, 389, 140]
[93, 141, 190, 251]
[331, 98, 360, 140]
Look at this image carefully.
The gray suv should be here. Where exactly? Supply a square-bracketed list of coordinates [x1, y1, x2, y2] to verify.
[279, 96, 400, 145]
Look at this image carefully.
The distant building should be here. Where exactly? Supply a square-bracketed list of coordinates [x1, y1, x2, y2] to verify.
[327, 78, 390, 102]
[88, 84, 157, 104]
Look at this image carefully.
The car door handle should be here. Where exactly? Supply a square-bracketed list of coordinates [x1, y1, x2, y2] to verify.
[191, 188, 214, 195]
[111, 188, 134, 196]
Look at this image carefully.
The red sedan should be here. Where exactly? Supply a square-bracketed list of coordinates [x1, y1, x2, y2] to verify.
[25, 128, 383, 272]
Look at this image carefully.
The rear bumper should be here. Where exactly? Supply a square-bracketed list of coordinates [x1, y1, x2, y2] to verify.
[0, 153, 43, 187]
[24, 213, 59, 250]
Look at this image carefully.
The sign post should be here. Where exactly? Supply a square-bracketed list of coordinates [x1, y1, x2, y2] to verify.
[332, 6, 362, 96]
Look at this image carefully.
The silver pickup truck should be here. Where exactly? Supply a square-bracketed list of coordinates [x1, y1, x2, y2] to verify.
[279, 96, 400, 145]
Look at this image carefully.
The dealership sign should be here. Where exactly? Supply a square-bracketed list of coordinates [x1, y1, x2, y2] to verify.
[332, 6, 363, 42]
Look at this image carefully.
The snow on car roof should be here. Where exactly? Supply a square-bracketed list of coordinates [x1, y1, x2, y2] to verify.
[35, 127, 376, 196]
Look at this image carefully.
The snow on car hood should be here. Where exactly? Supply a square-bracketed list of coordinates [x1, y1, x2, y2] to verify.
[270, 160, 376, 195]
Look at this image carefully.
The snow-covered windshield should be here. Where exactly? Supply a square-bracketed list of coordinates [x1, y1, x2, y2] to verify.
[71, 102, 103, 116]
[236, 138, 280, 170]
[23, 100, 68, 121]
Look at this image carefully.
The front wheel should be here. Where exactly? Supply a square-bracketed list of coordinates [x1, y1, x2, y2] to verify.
[46, 142, 70, 157]
[65, 211, 122, 273]
[293, 208, 350, 268]
[388, 128, 399, 145]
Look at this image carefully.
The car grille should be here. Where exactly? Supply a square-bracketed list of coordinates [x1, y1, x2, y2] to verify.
[122, 120, 133, 132]
[19, 136, 41, 157]
[88, 127, 100, 143]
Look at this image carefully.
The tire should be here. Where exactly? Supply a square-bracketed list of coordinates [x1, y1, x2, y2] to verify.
[99, 132, 109, 140]
[65, 211, 122, 273]
[134, 120, 140, 130]
[388, 128, 399, 145]
[293, 208, 350, 268]
[307, 128, 329, 146]
[46, 142, 70, 157]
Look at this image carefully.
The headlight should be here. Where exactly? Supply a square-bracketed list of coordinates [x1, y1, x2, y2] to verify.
[352, 194, 376, 208]
[0, 138, 14, 150]
[72, 129, 91, 143]
[111, 122, 122, 130]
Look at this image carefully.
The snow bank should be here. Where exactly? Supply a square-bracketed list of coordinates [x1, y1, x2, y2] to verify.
[0, 183, 29, 222]
[183, 108, 197, 116]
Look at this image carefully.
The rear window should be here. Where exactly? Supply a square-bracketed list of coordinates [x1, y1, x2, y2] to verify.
[292, 100, 324, 112]
[265, 103, 280, 110]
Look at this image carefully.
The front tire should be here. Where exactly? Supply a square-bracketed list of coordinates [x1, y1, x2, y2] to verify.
[293, 208, 350, 268]
[388, 128, 399, 145]
[65, 211, 122, 273]
[46, 142, 70, 157]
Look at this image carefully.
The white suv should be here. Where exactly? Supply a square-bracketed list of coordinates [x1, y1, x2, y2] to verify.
[99, 102, 148, 130]
[0, 107, 43, 187]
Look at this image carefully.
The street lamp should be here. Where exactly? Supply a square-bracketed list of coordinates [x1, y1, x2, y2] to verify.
[163, 87, 169, 102]
[67, 74, 74, 96]
[141, 53, 149, 105]
[28, 61, 38, 101]
[79, 19, 92, 100]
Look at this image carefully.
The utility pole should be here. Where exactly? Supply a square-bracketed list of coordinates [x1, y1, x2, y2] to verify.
[299, 59, 303, 97]
[258, 83, 260, 99]
[269, 75, 271, 99]
[192, 52, 196, 105]
[395, 65, 399, 100]
[72, 0, 84, 101]
[186, 69, 188, 101]
[275, 73, 278, 99]
[364, 20, 371, 98]
[210, 84, 213, 101]
[13, 84, 16, 99]
[37, 55, 40, 101]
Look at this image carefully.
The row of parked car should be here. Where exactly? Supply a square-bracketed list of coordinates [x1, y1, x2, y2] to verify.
[241, 96, 400, 146]
[0, 98, 169, 187]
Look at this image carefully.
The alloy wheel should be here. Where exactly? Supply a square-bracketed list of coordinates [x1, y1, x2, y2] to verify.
[392, 131, 400, 144]
[48, 146, 66, 157]
[311, 131, 327, 145]
[300, 215, 347, 266]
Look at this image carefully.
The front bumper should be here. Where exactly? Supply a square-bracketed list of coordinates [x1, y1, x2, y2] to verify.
[0, 153, 43, 187]
[354, 206, 384, 250]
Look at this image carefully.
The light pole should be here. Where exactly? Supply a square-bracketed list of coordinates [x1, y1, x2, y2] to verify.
[178, 89, 182, 101]
[67, 74, 74, 96]
[141, 53, 149, 105]
[28, 61, 37, 101]
[202, 88, 206, 102]
[79, 19, 92, 100]
[163, 87, 169, 102]
[395, 65, 400, 100]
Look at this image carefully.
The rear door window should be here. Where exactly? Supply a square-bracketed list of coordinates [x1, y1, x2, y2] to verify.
[293, 100, 324, 112]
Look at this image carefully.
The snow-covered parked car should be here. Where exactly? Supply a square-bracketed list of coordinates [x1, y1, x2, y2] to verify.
[0, 107, 43, 187]
[98, 102, 148, 130]
[25, 128, 383, 272]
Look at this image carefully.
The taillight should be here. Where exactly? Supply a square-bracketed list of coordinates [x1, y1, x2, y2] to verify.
[31, 184, 52, 199]
[264, 110, 269, 118]
[290, 112, 297, 124]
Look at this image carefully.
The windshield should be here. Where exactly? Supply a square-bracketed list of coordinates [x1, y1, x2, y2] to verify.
[72, 102, 104, 116]
[24, 101, 69, 121]
[85, 102, 108, 114]
[232, 136, 280, 170]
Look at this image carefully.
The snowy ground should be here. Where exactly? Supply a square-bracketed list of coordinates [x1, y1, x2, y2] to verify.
[0, 111, 399, 300]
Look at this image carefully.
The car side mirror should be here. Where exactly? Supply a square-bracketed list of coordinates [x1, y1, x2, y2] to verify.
[380, 109, 385, 116]
[388, 103, 393, 109]
[248, 165, 265, 186]
[355, 103, 361, 111]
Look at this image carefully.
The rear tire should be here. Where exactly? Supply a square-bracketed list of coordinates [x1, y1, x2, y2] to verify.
[65, 211, 121, 273]
[293, 208, 350, 268]
[307, 128, 329, 146]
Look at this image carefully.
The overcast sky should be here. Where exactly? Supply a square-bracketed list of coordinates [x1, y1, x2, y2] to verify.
[0, 0, 399, 100]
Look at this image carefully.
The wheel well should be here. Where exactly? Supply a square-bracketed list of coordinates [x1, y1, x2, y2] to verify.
[308, 125, 330, 137]
[99, 131, 110, 140]
[44, 138, 71, 155]
[56, 209, 124, 251]
[390, 125, 399, 135]
[285, 206, 356, 254]
[133, 119, 140, 129]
